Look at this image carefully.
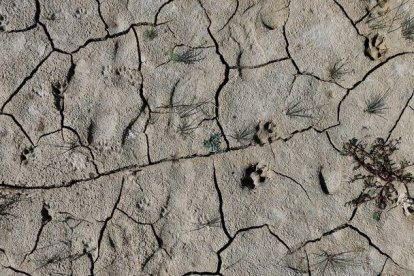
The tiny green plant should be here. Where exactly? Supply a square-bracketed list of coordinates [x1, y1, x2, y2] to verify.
[143, 28, 158, 40]
[363, 91, 389, 116]
[401, 16, 414, 41]
[341, 137, 414, 218]
[373, 211, 381, 221]
[203, 133, 221, 152]
[169, 47, 205, 64]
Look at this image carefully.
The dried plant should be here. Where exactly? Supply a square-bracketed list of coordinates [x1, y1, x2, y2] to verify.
[169, 48, 205, 64]
[190, 216, 221, 231]
[143, 28, 158, 40]
[367, 0, 410, 32]
[364, 91, 389, 116]
[0, 190, 21, 218]
[175, 118, 199, 139]
[341, 137, 414, 217]
[157, 97, 214, 119]
[230, 126, 255, 144]
[310, 250, 363, 275]
[401, 16, 414, 41]
[328, 60, 352, 82]
[286, 101, 313, 118]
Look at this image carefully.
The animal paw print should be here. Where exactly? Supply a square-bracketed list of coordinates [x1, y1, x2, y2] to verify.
[74, 7, 87, 19]
[93, 140, 108, 153]
[123, 68, 142, 86]
[44, 8, 61, 21]
[32, 84, 47, 98]
[69, 154, 89, 172]
[20, 147, 35, 165]
[114, 66, 142, 86]
[0, 14, 9, 32]
[365, 34, 388, 61]
[254, 121, 278, 145]
[115, 66, 127, 76]
[93, 140, 122, 156]
[101, 65, 112, 77]
[136, 198, 150, 211]
[241, 163, 270, 189]
[160, 206, 169, 217]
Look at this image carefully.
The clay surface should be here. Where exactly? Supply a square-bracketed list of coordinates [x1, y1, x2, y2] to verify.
[1, 0, 414, 275]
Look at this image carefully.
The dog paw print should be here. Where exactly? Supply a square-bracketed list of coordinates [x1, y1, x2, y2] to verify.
[254, 121, 278, 145]
[101, 65, 113, 78]
[74, 7, 87, 19]
[114, 66, 141, 86]
[44, 8, 61, 21]
[69, 154, 89, 172]
[365, 34, 388, 61]
[93, 140, 122, 154]
[136, 198, 150, 211]
[241, 163, 270, 189]
[0, 14, 9, 32]
[160, 206, 169, 218]
[114, 66, 126, 76]
[93, 140, 109, 153]
[124, 68, 142, 86]
[20, 147, 35, 165]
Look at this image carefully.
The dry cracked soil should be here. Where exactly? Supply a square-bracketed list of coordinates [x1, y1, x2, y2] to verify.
[1, 0, 414, 275]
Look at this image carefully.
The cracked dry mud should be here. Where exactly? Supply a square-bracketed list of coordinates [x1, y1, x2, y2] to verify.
[1, 0, 414, 275]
